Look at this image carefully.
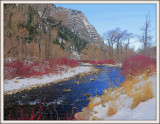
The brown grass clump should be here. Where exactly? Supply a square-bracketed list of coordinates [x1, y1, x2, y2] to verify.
[144, 66, 156, 76]
[130, 81, 153, 109]
[14, 80, 19, 83]
[88, 98, 101, 111]
[101, 88, 121, 103]
[122, 78, 139, 96]
[142, 68, 155, 81]
[114, 86, 124, 95]
[100, 95, 111, 103]
[107, 101, 117, 116]
[142, 74, 148, 81]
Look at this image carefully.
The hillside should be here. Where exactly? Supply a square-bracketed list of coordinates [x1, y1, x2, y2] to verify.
[4, 4, 93, 60]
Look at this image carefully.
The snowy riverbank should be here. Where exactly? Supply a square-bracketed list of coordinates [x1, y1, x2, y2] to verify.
[4, 66, 97, 95]
[80, 62, 122, 67]
[75, 74, 157, 120]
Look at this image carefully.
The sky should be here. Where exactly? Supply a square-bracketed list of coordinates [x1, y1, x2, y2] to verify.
[55, 4, 156, 51]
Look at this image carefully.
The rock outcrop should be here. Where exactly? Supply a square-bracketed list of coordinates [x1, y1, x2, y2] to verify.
[57, 6, 104, 43]
[35, 4, 104, 44]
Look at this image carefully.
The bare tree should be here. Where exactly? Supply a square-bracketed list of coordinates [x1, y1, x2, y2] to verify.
[123, 33, 134, 50]
[103, 28, 134, 60]
[114, 28, 127, 59]
[34, 4, 67, 58]
[140, 14, 152, 52]
[103, 30, 116, 59]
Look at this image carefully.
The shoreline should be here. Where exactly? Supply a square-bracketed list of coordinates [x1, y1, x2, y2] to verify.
[80, 62, 122, 67]
[4, 66, 102, 95]
[75, 74, 156, 120]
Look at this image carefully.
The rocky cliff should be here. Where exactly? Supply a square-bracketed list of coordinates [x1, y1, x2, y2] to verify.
[57, 6, 104, 43]
[35, 4, 103, 44]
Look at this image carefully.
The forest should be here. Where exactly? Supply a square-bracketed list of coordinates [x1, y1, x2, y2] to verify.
[4, 4, 156, 62]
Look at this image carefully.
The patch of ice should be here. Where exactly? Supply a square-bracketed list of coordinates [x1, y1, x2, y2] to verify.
[46, 96, 65, 106]
[28, 99, 40, 105]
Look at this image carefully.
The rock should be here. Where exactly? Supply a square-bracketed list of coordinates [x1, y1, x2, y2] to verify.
[88, 98, 93, 101]
[93, 111, 98, 114]
[73, 106, 78, 109]
[107, 88, 113, 93]
[74, 81, 80, 84]
[102, 103, 106, 107]
[63, 89, 71, 92]
[84, 94, 90, 97]
[90, 78, 94, 81]
[82, 107, 88, 112]
[92, 116, 100, 120]
[103, 89, 107, 94]
[62, 102, 67, 104]
[75, 111, 90, 120]
[75, 99, 81, 103]
[14, 80, 19, 83]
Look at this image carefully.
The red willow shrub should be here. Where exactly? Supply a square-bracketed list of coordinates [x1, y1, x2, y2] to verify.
[4, 58, 79, 80]
[78, 60, 91, 63]
[102, 59, 115, 64]
[4, 60, 41, 79]
[8, 97, 79, 120]
[122, 55, 156, 77]
[9, 98, 45, 120]
[89, 59, 115, 65]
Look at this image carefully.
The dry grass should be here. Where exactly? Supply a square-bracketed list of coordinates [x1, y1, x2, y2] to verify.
[130, 81, 153, 109]
[88, 98, 101, 111]
[100, 95, 111, 103]
[142, 68, 155, 81]
[114, 86, 124, 95]
[107, 101, 117, 116]
[118, 70, 154, 110]
[101, 88, 120, 103]
[14, 80, 19, 83]
[142, 74, 148, 81]
[87, 69, 155, 115]
[122, 78, 139, 96]
[101, 89, 113, 103]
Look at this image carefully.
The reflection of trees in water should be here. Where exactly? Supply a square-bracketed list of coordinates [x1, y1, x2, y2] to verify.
[105, 67, 122, 88]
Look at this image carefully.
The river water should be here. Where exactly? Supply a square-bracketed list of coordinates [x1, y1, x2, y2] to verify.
[4, 66, 125, 120]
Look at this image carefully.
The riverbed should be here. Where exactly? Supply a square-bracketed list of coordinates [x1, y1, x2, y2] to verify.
[4, 66, 125, 120]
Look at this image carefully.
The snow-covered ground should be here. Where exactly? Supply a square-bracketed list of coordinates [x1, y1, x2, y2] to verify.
[75, 74, 157, 120]
[4, 66, 92, 94]
[89, 74, 156, 120]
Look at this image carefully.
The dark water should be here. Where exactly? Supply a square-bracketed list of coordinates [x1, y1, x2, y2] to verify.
[4, 66, 125, 120]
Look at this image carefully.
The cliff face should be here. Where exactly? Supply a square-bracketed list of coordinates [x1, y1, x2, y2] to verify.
[57, 7, 103, 43]
[35, 4, 103, 44]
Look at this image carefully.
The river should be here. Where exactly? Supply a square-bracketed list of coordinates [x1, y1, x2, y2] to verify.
[4, 66, 125, 120]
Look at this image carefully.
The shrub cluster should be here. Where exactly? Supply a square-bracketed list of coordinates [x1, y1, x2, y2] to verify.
[9, 98, 45, 120]
[122, 55, 156, 77]
[4, 58, 79, 79]
[8, 97, 78, 120]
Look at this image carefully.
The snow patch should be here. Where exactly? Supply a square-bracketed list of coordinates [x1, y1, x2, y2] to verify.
[89, 74, 156, 120]
[4, 66, 92, 94]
